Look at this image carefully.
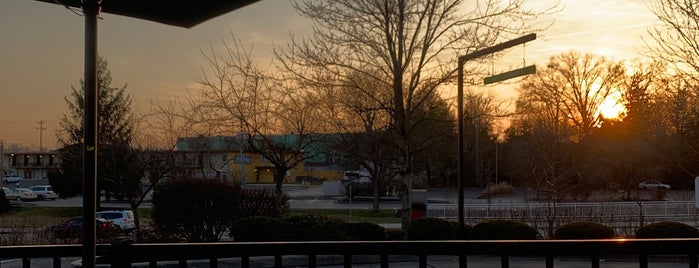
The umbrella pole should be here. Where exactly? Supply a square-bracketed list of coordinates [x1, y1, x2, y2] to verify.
[82, 0, 99, 267]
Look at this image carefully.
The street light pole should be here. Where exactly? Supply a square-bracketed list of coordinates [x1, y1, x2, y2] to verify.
[456, 33, 537, 234]
[457, 57, 466, 231]
[82, 1, 99, 266]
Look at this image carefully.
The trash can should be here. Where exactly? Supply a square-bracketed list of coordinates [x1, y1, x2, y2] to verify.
[411, 202, 426, 220]
[411, 189, 428, 220]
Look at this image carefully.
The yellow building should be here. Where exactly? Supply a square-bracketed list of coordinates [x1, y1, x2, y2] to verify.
[227, 152, 344, 184]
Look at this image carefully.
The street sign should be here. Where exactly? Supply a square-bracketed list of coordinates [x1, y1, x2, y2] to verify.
[234, 155, 252, 164]
[484, 65, 536, 85]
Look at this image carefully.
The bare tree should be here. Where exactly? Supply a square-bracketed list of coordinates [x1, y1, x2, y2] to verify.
[646, 0, 699, 80]
[278, 0, 554, 229]
[518, 51, 625, 140]
[506, 51, 626, 201]
[645, 0, 699, 183]
[190, 36, 324, 218]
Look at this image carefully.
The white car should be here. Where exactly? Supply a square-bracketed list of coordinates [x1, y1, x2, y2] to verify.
[27, 185, 58, 200]
[638, 180, 671, 190]
[2, 187, 38, 201]
[96, 210, 136, 232]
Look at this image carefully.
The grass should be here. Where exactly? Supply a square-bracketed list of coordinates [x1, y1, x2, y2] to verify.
[290, 209, 400, 224]
[0, 207, 399, 226]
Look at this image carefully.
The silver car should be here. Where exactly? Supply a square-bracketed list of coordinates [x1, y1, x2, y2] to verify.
[96, 210, 136, 232]
[2, 187, 38, 201]
[28, 185, 58, 200]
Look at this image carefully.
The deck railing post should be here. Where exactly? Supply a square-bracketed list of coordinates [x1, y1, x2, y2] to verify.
[689, 254, 697, 268]
[109, 237, 133, 268]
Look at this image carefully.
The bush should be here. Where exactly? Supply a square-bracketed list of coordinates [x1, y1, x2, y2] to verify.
[554, 222, 614, 239]
[135, 223, 182, 243]
[239, 188, 289, 218]
[386, 228, 405, 240]
[348, 222, 386, 240]
[480, 182, 513, 198]
[285, 214, 348, 241]
[406, 218, 457, 240]
[635, 222, 699, 238]
[231, 216, 290, 242]
[450, 221, 472, 239]
[471, 219, 538, 240]
[151, 178, 241, 242]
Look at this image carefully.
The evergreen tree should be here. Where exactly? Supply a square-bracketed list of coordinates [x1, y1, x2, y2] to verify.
[51, 56, 138, 200]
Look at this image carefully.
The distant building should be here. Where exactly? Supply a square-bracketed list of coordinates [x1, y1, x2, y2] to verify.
[176, 134, 348, 184]
[1, 151, 60, 180]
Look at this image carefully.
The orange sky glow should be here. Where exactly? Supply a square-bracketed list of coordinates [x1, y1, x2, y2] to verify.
[0, 0, 658, 150]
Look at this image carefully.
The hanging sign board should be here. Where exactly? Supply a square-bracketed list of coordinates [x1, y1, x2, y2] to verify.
[484, 65, 536, 85]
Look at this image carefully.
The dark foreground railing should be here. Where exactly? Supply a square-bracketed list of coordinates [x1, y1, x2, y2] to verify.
[1, 239, 699, 268]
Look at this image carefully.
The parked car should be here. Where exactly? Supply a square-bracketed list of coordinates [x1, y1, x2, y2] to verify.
[1, 187, 14, 200]
[638, 180, 671, 190]
[295, 176, 325, 184]
[3, 176, 21, 184]
[2, 187, 37, 201]
[28, 185, 58, 200]
[96, 210, 135, 232]
[44, 216, 123, 239]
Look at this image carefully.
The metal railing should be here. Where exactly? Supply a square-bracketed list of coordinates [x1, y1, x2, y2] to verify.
[1, 239, 699, 268]
[428, 201, 699, 236]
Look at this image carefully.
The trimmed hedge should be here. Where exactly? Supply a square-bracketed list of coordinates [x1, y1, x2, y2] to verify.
[406, 218, 457, 240]
[348, 222, 387, 240]
[554, 222, 614, 239]
[470, 219, 537, 240]
[386, 228, 405, 240]
[231, 216, 290, 242]
[285, 214, 349, 241]
[450, 221, 472, 240]
[635, 222, 699, 238]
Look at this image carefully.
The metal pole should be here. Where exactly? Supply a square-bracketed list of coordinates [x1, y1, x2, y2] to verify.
[455, 33, 536, 232]
[457, 59, 465, 232]
[82, 1, 99, 267]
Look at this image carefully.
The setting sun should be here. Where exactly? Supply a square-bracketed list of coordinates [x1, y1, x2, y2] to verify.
[598, 92, 626, 119]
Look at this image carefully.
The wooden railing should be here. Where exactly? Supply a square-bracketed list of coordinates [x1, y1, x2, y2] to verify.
[1, 239, 699, 268]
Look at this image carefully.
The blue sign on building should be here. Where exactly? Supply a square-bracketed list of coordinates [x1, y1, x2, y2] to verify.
[234, 155, 252, 164]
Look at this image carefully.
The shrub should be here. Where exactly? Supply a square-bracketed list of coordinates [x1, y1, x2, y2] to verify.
[239, 188, 289, 218]
[151, 178, 241, 242]
[285, 214, 348, 241]
[135, 223, 183, 243]
[554, 222, 614, 239]
[348, 222, 386, 240]
[480, 182, 513, 198]
[406, 218, 457, 240]
[471, 219, 538, 240]
[386, 228, 405, 240]
[449, 221, 472, 239]
[231, 216, 290, 242]
[635, 222, 699, 238]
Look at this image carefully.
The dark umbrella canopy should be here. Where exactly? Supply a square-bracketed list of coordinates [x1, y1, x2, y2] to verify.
[33, 0, 259, 28]
[28, 0, 258, 266]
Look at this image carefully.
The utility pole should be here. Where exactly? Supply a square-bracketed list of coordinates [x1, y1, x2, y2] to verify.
[0, 142, 4, 180]
[36, 120, 46, 151]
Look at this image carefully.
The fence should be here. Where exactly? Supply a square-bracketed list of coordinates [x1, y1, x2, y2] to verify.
[427, 201, 699, 237]
[2, 239, 699, 268]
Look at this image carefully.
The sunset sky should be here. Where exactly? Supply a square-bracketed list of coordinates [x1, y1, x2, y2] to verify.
[0, 0, 658, 150]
